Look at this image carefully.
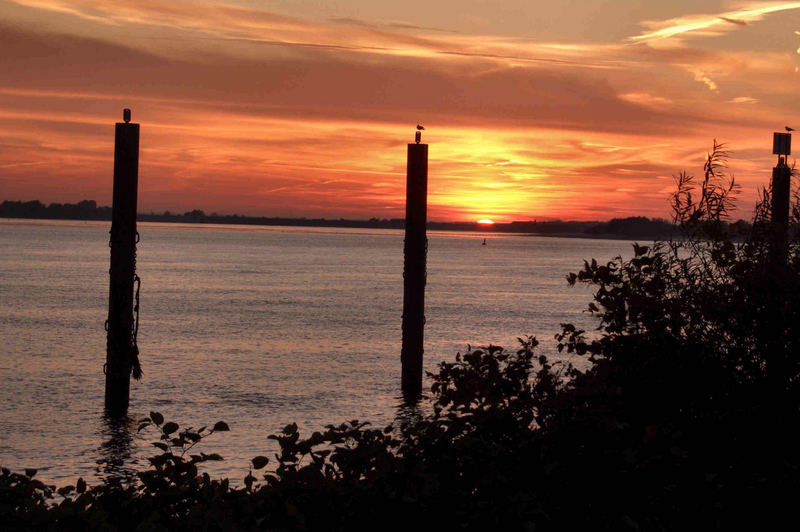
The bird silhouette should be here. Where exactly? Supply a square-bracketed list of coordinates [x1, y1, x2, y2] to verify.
[786, 126, 795, 132]
[417, 124, 425, 130]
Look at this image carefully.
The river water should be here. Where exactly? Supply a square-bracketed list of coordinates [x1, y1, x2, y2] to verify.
[0, 219, 634, 485]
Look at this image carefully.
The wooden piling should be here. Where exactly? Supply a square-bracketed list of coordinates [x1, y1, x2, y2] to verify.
[771, 161, 791, 263]
[105, 109, 139, 414]
[771, 131, 792, 265]
[401, 142, 428, 399]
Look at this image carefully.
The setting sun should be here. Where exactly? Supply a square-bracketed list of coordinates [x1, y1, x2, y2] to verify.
[476, 219, 495, 225]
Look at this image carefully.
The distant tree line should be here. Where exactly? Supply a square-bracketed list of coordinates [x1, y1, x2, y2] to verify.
[0, 199, 704, 239]
[0, 200, 111, 220]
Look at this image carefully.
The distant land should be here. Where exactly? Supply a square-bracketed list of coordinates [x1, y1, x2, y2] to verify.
[0, 199, 682, 240]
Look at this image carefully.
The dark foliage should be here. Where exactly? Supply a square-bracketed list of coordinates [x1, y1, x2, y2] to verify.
[3, 198, 675, 237]
[0, 199, 111, 220]
[3, 142, 800, 530]
[584, 216, 674, 239]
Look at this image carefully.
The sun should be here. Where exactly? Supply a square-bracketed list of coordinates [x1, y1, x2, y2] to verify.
[476, 219, 495, 225]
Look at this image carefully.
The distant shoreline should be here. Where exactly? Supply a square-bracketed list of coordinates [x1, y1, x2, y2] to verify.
[1, 199, 677, 240]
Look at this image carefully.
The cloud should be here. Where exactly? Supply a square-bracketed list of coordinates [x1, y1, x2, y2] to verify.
[618, 92, 673, 109]
[0, 24, 694, 135]
[718, 16, 748, 26]
[329, 16, 461, 35]
[689, 68, 719, 92]
[628, 2, 800, 46]
[5, 0, 632, 71]
[729, 96, 759, 104]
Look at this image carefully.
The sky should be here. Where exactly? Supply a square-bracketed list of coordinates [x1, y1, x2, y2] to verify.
[1, 1, 799, 221]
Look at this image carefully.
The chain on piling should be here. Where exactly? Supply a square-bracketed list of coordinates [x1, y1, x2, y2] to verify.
[106, 225, 142, 380]
[131, 231, 142, 380]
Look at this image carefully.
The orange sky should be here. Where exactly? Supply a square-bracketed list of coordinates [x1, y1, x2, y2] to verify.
[1, 0, 800, 221]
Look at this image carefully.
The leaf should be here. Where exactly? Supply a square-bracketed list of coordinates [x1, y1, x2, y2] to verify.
[74, 492, 92, 510]
[150, 412, 164, 425]
[152, 442, 169, 451]
[162, 422, 179, 435]
[148, 455, 168, 466]
[252, 456, 269, 469]
[213, 421, 230, 432]
[24, 468, 37, 478]
[76, 478, 86, 494]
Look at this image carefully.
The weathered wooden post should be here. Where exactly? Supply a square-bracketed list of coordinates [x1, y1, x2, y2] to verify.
[105, 108, 140, 414]
[401, 127, 428, 400]
[771, 132, 791, 263]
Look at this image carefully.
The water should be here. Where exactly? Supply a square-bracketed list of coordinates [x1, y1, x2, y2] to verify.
[0, 219, 634, 486]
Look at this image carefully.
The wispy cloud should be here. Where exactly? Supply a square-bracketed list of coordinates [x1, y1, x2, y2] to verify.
[6, 0, 628, 70]
[629, 2, 800, 46]
[718, 16, 748, 26]
[618, 92, 673, 109]
[0, 161, 46, 169]
[689, 68, 719, 92]
[729, 96, 759, 104]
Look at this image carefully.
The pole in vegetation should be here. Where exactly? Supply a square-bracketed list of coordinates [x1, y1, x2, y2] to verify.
[771, 132, 791, 263]
[105, 108, 141, 414]
[401, 126, 428, 400]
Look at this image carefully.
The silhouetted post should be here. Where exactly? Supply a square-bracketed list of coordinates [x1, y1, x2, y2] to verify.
[767, 133, 792, 383]
[106, 108, 139, 414]
[771, 132, 791, 264]
[401, 133, 428, 400]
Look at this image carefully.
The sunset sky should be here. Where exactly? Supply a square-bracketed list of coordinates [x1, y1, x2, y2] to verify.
[2, 1, 800, 221]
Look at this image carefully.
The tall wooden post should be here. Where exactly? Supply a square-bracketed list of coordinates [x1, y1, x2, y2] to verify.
[106, 109, 139, 414]
[767, 133, 792, 383]
[771, 133, 792, 264]
[401, 137, 428, 400]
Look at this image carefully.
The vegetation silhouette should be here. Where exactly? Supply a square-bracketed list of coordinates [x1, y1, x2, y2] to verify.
[3, 142, 800, 529]
[0, 199, 677, 238]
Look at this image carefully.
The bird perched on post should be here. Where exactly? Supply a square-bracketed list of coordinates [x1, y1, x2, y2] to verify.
[786, 126, 795, 132]
[417, 124, 425, 131]
[415, 124, 424, 144]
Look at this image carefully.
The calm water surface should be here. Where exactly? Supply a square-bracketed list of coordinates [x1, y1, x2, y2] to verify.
[0, 219, 634, 485]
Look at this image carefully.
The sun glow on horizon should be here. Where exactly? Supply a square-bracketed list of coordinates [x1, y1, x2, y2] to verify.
[476, 219, 495, 225]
